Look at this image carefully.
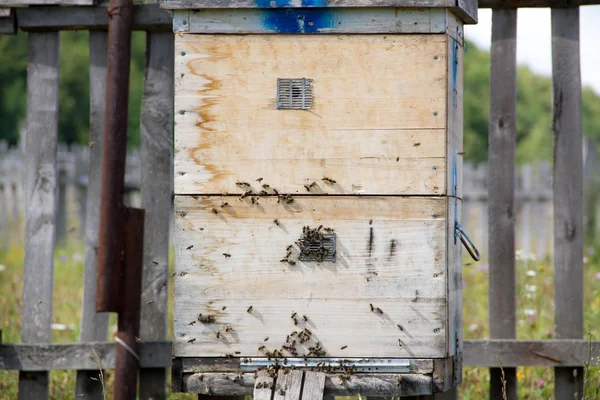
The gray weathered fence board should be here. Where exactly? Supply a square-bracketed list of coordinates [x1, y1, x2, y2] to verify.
[139, 30, 174, 400]
[487, 8, 518, 400]
[551, 6, 585, 400]
[75, 30, 110, 400]
[0, 8, 15, 34]
[0, 341, 172, 370]
[16, 4, 171, 32]
[18, 31, 60, 400]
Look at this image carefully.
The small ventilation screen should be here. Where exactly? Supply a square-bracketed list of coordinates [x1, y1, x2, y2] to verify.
[277, 78, 313, 110]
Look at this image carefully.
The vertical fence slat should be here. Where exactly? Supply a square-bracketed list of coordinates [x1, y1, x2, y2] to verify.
[75, 30, 110, 399]
[139, 31, 174, 400]
[18, 31, 60, 400]
[551, 6, 584, 399]
[488, 8, 518, 400]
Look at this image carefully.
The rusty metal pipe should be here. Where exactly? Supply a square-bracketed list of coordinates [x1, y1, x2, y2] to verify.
[114, 207, 145, 400]
[96, 0, 135, 313]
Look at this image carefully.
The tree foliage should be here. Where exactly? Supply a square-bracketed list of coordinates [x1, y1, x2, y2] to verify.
[0, 34, 599, 163]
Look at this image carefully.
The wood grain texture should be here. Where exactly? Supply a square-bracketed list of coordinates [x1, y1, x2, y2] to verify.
[174, 34, 448, 196]
[274, 369, 303, 400]
[18, 31, 60, 400]
[253, 369, 275, 400]
[445, 33, 464, 361]
[139, 30, 174, 400]
[15, 4, 172, 32]
[174, 195, 448, 358]
[75, 30, 110, 400]
[175, 8, 451, 34]
[487, 9, 517, 400]
[302, 371, 326, 400]
[0, 341, 172, 370]
[551, 7, 584, 400]
[184, 372, 434, 396]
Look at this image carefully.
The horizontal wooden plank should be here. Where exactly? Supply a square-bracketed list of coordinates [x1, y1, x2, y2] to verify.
[2, 339, 600, 372]
[479, 0, 600, 7]
[0, 0, 92, 6]
[173, 8, 451, 34]
[174, 195, 448, 358]
[174, 34, 448, 196]
[15, 4, 172, 32]
[0, 341, 172, 370]
[183, 372, 434, 396]
[464, 340, 600, 367]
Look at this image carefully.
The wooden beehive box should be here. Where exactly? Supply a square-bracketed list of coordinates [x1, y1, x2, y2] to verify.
[168, 0, 477, 396]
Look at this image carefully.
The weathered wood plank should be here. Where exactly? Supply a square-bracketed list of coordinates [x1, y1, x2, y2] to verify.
[487, 8, 517, 400]
[174, 195, 448, 358]
[452, 0, 477, 23]
[139, 30, 174, 400]
[18, 31, 60, 400]
[0, 341, 172, 370]
[274, 369, 303, 400]
[253, 369, 275, 400]
[75, 30, 110, 400]
[0, 7, 15, 34]
[174, 34, 448, 196]
[302, 371, 326, 400]
[15, 4, 172, 32]
[464, 340, 600, 367]
[184, 372, 434, 396]
[0, 0, 92, 6]
[551, 6, 584, 400]
[174, 8, 451, 34]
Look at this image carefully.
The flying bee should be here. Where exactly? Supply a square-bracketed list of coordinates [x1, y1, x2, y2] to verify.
[256, 177, 263, 182]
[223, 253, 231, 258]
[220, 202, 229, 208]
[258, 345, 266, 352]
[235, 181, 251, 187]
[187, 338, 196, 343]
[222, 306, 227, 311]
[186, 245, 193, 250]
[212, 207, 218, 214]
[216, 331, 220, 338]
[247, 306, 253, 313]
[322, 177, 336, 184]
[188, 321, 196, 325]
[235, 351, 241, 354]
[274, 219, 280, 226]
[369, 303, 375, 312]
[397, 324, 404, 331]
[264, 337, 269, 342]
[262, 184, 270, 189]
[341, 345, 347, 350]
[376, 307, 383, 314]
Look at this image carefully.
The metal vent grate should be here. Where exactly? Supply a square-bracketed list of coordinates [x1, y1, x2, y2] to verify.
[277, 78, 313, 110]
[298, 232, 336, 262]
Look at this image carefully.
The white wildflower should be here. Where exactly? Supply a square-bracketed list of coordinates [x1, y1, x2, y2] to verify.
[526, 270, 537, 277]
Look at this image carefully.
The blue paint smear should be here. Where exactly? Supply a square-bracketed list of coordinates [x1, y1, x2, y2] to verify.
[451, 40, 459, 108]
[254, 0, 328, 7]
[452, 147, 458, 244]
[261, 8, 333, 33]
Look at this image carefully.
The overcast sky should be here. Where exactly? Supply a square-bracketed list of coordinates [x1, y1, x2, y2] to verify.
[464, 6, 600, 95]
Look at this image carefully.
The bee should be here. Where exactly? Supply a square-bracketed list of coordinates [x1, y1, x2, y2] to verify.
[256, 177, 263, 182]
[221, 202, 229, 208]
[224, 324, 232, 333]
[287, 260, 296, 266]
[293, 317, 298, 326]
[223, 253, 231, 258]
[247, 306, 253, 313]
[324, 227, 334, 233]
[302, 315, 308, 322]
[273, 219, 280, 226]
[303, 184, 311, 191]
[262, 184, 270, 189]
[376, 307, 383, 314]
[187, 338, 196, 343]
[188, 321, 196, 325]
[212, 207, 218, 214]
[222, 306, 227, 311]
[198, 314, 216, 323]
[147, 300, 154, 305]
[279, 389, 286, 396]
[369, 303, 375, 312]
[259, 190, 268, 195]
[235, 351, 241, 354]
[413, 142, 421, 147]
[152, 260, 159, 265]
[258, 345, 266, 352]
[225, 353, 234, 358]
[179, 272, 187, 277]
[240, 190, 253, 200]
[235, 181, 251, 187]
[179, 211, 187, 218]
[397, 324, 404, 331]
[341, 345, 348, 350]
[216, 331, 220, 338]
[398, 339, 403, 347]
[186, 245, 193, 250]
[291, 312, 297, 319]
[272, 188, 279, 195]
[321, 177, 336, 184]
[264, 337, 269, 342]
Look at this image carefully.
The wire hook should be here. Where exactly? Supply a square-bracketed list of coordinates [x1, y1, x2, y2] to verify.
[455, 222, 481, 262]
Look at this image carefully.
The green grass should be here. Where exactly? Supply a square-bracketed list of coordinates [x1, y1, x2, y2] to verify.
[1, 235, 600, 399]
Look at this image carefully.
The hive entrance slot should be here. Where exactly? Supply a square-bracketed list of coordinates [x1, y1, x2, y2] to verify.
[277, 78, 313, 110]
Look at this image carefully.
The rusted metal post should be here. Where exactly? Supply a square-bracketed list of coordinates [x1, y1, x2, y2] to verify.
[96, 0, 135, 313]
[114, 207, 145, 400]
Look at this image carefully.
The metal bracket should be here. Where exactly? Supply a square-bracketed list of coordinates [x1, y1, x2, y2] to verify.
[241, 357, 411, 373]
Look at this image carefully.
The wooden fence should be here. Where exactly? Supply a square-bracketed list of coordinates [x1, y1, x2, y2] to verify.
[1, 1, 600, 400]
